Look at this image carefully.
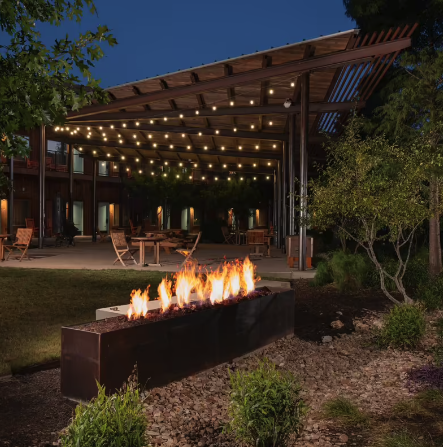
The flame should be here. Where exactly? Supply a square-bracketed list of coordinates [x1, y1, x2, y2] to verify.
[127, 287, 150, 319]
[158, 277, 173, 311]
[126, 257, 259, 320]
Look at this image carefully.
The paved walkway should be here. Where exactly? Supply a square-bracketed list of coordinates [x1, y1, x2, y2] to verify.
[0, 239, 315, 279]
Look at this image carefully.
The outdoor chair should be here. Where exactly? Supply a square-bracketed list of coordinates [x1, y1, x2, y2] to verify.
[176, 231, 202, 266]
[246, 230, 265, 257]
[25, 218, 39, 237]
[111, 231, 139, 266]
[97, 226, 109, 243]
[129, 219, 138, 236]
[222, 226, 235, 244]
[4, 228, 33, 262]
[26, 158, 39, 169]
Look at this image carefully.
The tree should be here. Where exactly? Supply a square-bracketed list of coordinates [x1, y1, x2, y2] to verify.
[308, 118, 430, 304]
[0, 0, 117, 161]
[344, 0, 443, 275]
[343, 0, 443, 48]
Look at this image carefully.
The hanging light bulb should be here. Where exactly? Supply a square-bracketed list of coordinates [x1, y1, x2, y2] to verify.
[253, 177, 257, 180]
[195, 110, 199, 115]
[187, 145, 191, 149]
[233, 128, 237, 132]
[291, 82, 295, 87]
[133, 134, 137, 138]
[238, 146, 242, 150]
[198, 132, 202, 136]
[212, 106, 217, 111]
[139, 170, 142, 174]
[204, 146, 208, 150]
[164, 117, 168, 121]
[268, 162, 271, 166]
[170, 145, 174, 149]
[251, 124, 255, 129]
[215, 177, 218, 181]
[79, 147, 83, 151]
[238, 164, 242, 167]
[151, 172, 155, 175]
[150, 120, 154, 124]
[230, 101, 234, 106]
[136, 158, 139, 162]
[66, 127, 70, 130]
[223, 164, 227, 168]
[179, 162, 183, 166]
[121, 156, 125, 160]
[269, 89, 274, 94]
[179, 114, 183, 118]
[253, 163, 257, 167]
[182, 133, 185, 138]
[148, 134, 152, 138]
[266, 176, 270, 179]
[273, 144, 277, 148]
[153, 143, 157, 147]
[209, 164, 212, 167]
[119, 139, 123, 143]
[164, 161, 168, 165]
[165, 134, 169, 138]
[137, 142, 140, 146]
[250, 100, 254, 105]
[221, 146, 225, 150]
[269, 121, 273, 126]
[136, 122, 140, 126]
[228, 177, 231, 181]
[111, 125, 114, 129]
[255, 145, 259, 149]
[215, 130, 219, 134]
[240, 177, 244, 181]
[93, 150, 96, 154]
[107, 153, 110, 157]
[202, 176, 205, 180]
[87, 127, 90, 130]
[150, 160, 154, 164]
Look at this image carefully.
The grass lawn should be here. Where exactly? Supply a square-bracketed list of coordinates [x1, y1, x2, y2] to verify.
[0, 268, 167, 376]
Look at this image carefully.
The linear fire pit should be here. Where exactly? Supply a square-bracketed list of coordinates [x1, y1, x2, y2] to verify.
[61, 286, 294, 401]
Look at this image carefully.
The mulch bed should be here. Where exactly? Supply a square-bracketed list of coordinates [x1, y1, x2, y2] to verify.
[0, 281, 414, 447]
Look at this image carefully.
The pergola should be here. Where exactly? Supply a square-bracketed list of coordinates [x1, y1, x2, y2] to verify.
[39, 24, 415, 269]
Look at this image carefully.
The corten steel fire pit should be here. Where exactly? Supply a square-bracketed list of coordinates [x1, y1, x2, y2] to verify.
[61, 286, 294, 401]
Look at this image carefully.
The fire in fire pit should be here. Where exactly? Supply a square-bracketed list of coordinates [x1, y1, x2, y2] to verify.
[127, 257, 259, 320]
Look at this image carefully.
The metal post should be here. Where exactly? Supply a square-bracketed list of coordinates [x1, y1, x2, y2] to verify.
[38, 125, 46, 248]
[92, 158, 97, 242]
[67, 144, 73, 222]
[8, 157, 14, 236]
[299, 73, 310, 271]
[281, 142, 287, 253]
[273, 169, 277, 245]
[288, 114, 296, 236]
[276, 160, 282, 249]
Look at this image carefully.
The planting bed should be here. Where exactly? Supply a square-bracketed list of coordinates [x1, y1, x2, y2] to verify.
[61, 286, 294, 401]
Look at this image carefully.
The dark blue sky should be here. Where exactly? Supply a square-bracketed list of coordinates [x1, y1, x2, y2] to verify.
[44, 0, 355, 88]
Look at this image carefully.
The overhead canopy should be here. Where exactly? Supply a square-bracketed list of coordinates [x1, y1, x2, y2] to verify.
[47, 24, 416, 176]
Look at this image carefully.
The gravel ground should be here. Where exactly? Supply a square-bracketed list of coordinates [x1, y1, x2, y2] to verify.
[144, 315, 430, 447]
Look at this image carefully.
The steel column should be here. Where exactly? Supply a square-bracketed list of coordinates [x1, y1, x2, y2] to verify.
[39, 125, 46, 249]
[67, 144, 73, 222]
[8, 157, 14, 236]
[276, 160, 282, 249]
[288, 114, 296, 236]
[92, 159, 97, 242]
[299, 73, 310, 271]
[281, 142, 287, 253]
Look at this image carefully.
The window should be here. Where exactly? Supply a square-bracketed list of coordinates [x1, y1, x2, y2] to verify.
[47, 140, 67, 166]
[73, 149, 84, 174]
[98, 161, 109, 176]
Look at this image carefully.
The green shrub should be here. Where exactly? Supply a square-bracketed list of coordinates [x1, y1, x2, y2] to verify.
[417, 274, 443, 310]
[377, 304, 426, 349]
[329, 251, 368, 292]
[60, 375, 148, 447]
[312, 260, 333, 287]
[322, 397, 368, 426]
[226, 359, 307, 447]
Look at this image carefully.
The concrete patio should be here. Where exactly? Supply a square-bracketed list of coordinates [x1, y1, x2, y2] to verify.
[0, 239, 315, 279]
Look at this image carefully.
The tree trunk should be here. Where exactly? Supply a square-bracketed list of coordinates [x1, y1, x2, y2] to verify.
[429, 178, 442, 276]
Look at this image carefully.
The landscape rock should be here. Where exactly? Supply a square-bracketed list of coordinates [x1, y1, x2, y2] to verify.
[322, 335, 333, 343]
[331, 320, 344, 329]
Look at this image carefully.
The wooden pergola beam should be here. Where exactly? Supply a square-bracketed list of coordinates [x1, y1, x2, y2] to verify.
[68, 37, 411, 119]
[67, 101, 364, 122]
[59, 137, 284, 160]
[64, 122, 288, 141]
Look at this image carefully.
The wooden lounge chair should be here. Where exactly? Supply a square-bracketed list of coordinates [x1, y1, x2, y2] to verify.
[4, 228, 33, 262]
[97, 226, 109, 243]
[222, 226, 235, 244]
[246, 230, 265, 257]
[111, 231, 139, 266]
[176, 231, 202, 266]
[25, 218, 39, 237]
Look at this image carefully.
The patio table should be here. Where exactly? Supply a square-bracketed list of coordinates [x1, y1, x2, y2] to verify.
[264, 234, 274, 257]
[132, 236, 164, 267]
[0, 234, 11, 261]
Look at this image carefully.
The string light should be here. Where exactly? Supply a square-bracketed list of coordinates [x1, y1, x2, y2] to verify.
[189, 175, 192, 179]
[66, 127, 70, 130]
[164, 173, 167, 176]
[170, 145, 174, 149]
[228, 177, 231, 181]
[126, 168, 129, 171]
[223, 164, 227, 168]
[150, 120, 154, 124]
[136, 158, 139, 162]
[165, 134, 169, 138]
[233, 128, 237, 132]
[60, 127, 64, 131]
[107, 153, 111, 157]
[215, 177, 218, 181]
[269, 121, 273, 126]
[182, 134, 185, 138]
[151, 172, 155, 175]
[251, 124, 255, 129]
[250, 100, 254, 105]
[136, 122, 140, 126]
[87, 135, 91, 139]
[187, 145, 191, 149]
[291, 82, 295, 87]
[230, 101, 234, 106]
[76, 127, 80, 131]
[55, 127, 59, 131]
[202, 176, 205, 180]
[119, 139, 123, 144]
[153, 143, 157, 147]
[269, 89, 274, 94]
[148, 134, 152, 138]
[179, 162, 183, 166]
[198, 132, 202, 136]
[104, 138, 108, 141]
[179, 114, 183, 118]
[239, 146, 242, 150]
[212, 106, 217, 111]
[111, 125, 114, 129]
[266, 176, 270, 179]
[238, 164, 242, 167]
[93, 150, 96, 154]
[194, 163, 198, 167]
[139, 170, 142, 174]
[133, 134, 137, 138]
[240, 177, 244, 181]
[253, 163, 257, 167]
[177, 175, 180, 178]
[209, 164, 212, 168]
[215, 130, 219, 134]
[118, 134, 121, 137]
[163, 117, 168, 121]
[121, 156, 125, 160]
[150, 160, 154, 164]
[253, 177, 257, 180]
[99, 126, 102, 130]
[221, 146, 225, 150]
[137, 142, 140, 146]
[204, 146, 208, 150]
[273, 144, 276, 148]
[268, 162, 271, 166]
[255, 145, 259, 149]
[164, 161, 168, 165]
[87, 127, 90, 130]
[79, 147, 83, 151]
[195, 110, 199, 115]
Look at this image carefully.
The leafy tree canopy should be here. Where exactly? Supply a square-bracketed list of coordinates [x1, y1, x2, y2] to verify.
[308, 117, 430, 303]
[0, 0, 117, 159]
[343, 0, 443, 48]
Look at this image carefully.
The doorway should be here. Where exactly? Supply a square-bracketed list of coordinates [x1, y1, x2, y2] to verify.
[73, 201, 84, 235]
[98, 202, 109, 232]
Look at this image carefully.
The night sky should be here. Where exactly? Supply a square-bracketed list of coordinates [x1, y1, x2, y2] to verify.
[39, 0, 355, 88]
